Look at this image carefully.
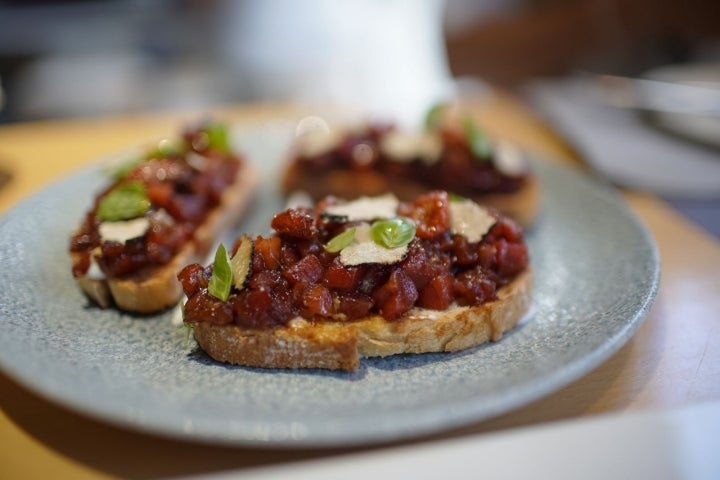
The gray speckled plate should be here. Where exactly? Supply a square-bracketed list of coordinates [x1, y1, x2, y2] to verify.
[0, 128, 659, 447]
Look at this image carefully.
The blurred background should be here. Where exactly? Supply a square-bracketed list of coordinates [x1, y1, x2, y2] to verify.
[0, 0, 719, 124]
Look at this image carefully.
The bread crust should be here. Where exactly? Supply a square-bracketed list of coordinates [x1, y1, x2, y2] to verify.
[192, 268, 532, 371]
[74, 163, 258, 313]
[281, 166, 540, 227]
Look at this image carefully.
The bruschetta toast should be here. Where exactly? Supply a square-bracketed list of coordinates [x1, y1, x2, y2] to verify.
[282, 109, 539, 227]
[70, 121, 257, 313]
[179, 190, 532, 370]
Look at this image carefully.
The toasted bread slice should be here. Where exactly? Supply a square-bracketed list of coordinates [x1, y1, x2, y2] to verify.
[181, 190, 532, 371]
[74, 163, 258, 313]
[192, 268, 532, 371]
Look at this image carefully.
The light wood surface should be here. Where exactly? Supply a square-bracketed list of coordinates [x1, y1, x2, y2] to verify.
[1, 94, 718, 480]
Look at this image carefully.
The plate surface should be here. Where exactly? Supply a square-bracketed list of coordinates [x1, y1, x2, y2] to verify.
[0, 128, 659, 447]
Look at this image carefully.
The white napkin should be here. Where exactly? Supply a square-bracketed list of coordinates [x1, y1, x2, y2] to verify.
[525, 76, 720, 199]
[179, 401, 720, 480]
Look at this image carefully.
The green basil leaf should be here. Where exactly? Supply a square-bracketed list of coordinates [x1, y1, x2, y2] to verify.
[325, 227, 356, 253]
[96, 181, 151, 221]
[462, 117, 493, 161]
[370, 218, 415, 249]
[146, 138, 184, 159]
[448, 192, 467, 203]
[203, 123, 231, 154]
[208, 244, 232, 302]
[424, 103, 446, 131]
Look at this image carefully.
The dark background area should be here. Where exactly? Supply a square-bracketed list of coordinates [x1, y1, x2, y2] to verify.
[0, 0, 719, 124]
[445, 0, 720, 85]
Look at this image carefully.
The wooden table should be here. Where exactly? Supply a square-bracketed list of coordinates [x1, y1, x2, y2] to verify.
[1, 94, 718, 479]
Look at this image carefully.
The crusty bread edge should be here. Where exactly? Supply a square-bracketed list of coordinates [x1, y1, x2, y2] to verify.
[192, 268, 533, 371]
[73, 163, 259, 313]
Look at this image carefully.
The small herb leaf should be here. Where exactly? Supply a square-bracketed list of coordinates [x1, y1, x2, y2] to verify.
[325, 227, 356, 252]
[147, 138, 184, 159]
[370, 218, 415, 249]
[204, 123, 231, 154]
[230, 236, 253, 290]
[208, 244, 232, 302]
[424, 103, 446, 131]
[96, 182, 151, 221]
[448, 192, 467, 203]
[462, 117, 493, 161]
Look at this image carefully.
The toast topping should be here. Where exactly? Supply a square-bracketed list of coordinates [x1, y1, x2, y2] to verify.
[493, 140, 528, 176]
[449, 199, 497, 243]
[461, 117, 493, 161]
[230, 235, 253, 290]
[379, 130, 442, 165]
[179, 190, 529, 329]
[324, 227, 357, 253]
[295, 116, 343, 157]
[208, 244, 233, 302]
[96, 181, 151, 221]
[98, 216, 150, 244]
[323, 193, 399, 222]
[70, 121, 243, 280]
[287, 119, 528, 200]
[339, 223, 410, 266]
